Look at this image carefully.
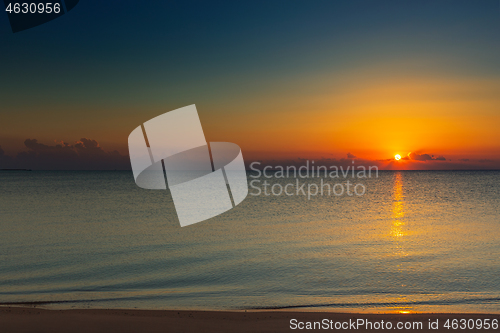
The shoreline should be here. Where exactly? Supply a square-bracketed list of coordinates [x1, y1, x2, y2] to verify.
[1, 307, 499, 332]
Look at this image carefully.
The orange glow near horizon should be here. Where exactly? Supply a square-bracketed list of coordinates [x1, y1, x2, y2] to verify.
[1, 69, 499, 170]
[201, 72, 500, 165]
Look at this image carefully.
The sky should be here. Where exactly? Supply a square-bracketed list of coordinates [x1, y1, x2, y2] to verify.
[0, 0, 499, 170]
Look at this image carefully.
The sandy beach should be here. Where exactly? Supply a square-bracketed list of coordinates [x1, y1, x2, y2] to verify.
[0, 307, 498, 332]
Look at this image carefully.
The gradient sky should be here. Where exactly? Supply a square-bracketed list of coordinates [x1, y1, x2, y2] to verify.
[1, 0, 499, 169]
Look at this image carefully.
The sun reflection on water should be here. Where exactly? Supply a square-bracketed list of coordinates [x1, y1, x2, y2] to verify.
[387, 172, 414, 312]
[390, 172, 407, 243]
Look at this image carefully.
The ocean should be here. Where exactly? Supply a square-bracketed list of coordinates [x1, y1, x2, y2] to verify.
[0, 170, 499, 313]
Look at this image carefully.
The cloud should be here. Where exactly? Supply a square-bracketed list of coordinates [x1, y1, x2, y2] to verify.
[0, 145, 16, 169]
[408, 152, 446, 161]
[347, 152, 357, 159]
[408, 152, 432, 161]
[1, 139, 130, 170]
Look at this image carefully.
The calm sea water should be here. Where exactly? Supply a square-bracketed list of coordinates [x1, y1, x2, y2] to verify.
[0, 171, 499, 313]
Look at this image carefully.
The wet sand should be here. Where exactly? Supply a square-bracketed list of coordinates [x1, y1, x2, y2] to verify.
[1, 307, 499, 332]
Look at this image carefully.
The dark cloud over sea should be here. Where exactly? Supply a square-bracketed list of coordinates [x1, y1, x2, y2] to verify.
[0, 139, 130, 170]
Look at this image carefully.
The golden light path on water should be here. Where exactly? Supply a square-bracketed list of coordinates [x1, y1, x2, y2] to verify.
[390, 172, 412, 314]
[391, 172, 407, 247]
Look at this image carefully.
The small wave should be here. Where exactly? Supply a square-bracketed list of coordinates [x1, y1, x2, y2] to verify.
[248, 297, 500, 310]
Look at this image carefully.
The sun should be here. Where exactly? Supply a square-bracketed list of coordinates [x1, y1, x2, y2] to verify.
[395, 154, 402, 161]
